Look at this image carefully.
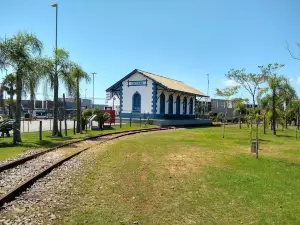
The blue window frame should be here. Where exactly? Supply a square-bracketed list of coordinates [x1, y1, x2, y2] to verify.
[189, 98, 193, 115]
[176, 96, 180, 115]
[168, 95, 173, 114]
[160, 93, 165, 114]
[132, 92, 141, 113]
[183, 97, 187, 115]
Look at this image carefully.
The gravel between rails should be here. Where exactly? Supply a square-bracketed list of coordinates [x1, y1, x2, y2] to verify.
[0, 138, 102, 197]
[0, 129, 175, 224]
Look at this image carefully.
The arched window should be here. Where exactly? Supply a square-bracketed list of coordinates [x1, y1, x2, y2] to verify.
[168, 95, 173, 114]
[132, 92, 141, 113]
[183, 97, 187, 115]
[160, 93, 165, 114]
[189, 98, 193, 115]
[176, 96, 180, 115]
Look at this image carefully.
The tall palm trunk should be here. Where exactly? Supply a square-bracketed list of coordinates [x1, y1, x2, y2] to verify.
[13, 71, 22, 143]
[272, 88, 276, 135]
[30, 92, 34, 119]
[9, 85, 14, 119]
[263, 115, 266, 134]
[52, 74, 60, 136]
[76, 78, 81, 133]
[239, 110, 241, 129]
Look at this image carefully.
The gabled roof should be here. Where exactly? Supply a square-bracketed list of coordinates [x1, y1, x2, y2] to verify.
[106, 69, 208, 97]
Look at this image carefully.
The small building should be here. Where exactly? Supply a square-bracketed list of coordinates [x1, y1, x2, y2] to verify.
[106, 69, 208, 120]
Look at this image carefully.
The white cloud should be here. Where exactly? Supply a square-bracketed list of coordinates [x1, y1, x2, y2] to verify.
[224, 79, 238, 87]
[289, 77, 293, 82]
[297, 77, 300, 84]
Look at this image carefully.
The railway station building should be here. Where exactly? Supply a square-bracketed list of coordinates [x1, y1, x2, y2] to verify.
[106, 69, 208, 121]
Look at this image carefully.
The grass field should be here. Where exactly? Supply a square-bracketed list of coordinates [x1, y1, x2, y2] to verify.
[0, 123, 154, 161]
[44, 125, 300, 224]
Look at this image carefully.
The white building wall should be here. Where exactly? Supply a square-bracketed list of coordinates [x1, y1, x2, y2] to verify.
[122, 72, 153, 114]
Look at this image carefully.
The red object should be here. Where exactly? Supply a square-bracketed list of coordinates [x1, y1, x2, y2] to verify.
[102, 110, 116, 124]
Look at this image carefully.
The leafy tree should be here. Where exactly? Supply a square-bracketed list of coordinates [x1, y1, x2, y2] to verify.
[43, 48, 74, 136]
[2, 73, 16, 118]
[23, 57, 47, 118]
[93, 108, 111, 130]
[232, 97, 248, 129]
[70, 64, 90, 133]
[0, 32, 43, 143]
[259, 63, 286, 135]
[82, 108, 93, 131]
[215, 86, 240, 138]
[225, 70, 265, 108]
[216, 112, 225, 122]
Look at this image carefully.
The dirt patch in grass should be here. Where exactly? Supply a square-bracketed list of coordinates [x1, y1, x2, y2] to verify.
[166, 147, 217, 176]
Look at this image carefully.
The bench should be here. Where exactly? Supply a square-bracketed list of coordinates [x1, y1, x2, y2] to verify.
[0, 119, 14, 137]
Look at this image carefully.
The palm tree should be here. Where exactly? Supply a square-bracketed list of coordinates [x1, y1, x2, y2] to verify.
[233, 97, 248, 129]
[259, 63, 286, 135]
[93, 108, 111, 130]
[2, 73, 16, 118]
[70, 64, 90, 133]
[23, 58, 46, 118]
[43, 48, 73, 136]
[0, 32, 43, 143]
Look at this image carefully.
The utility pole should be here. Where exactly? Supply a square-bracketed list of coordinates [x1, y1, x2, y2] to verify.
[91, 72, 97, 108]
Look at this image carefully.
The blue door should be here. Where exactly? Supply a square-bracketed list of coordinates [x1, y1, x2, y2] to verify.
[160, 93, 165, 114]
[132, 92, 141, 113]
[168, 95, 173, 114]
[176, 96, 180, 115]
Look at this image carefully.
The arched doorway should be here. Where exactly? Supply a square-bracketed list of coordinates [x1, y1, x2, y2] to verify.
[189, 98, 193, 115]
[168, 95, 173, 114]
[132, 92, 141, 113]
[176, 96, 180, 115]
[183, 97, 187, 115]
[160, 93, 165, 114]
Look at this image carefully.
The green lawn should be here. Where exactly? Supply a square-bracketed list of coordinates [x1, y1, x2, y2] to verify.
[49, 125, 300, 224]
[0, 123, 154, 161]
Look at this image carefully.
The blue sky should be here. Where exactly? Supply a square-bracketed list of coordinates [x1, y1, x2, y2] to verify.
[1, 0, 300, 103]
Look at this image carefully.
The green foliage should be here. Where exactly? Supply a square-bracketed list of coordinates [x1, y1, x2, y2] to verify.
[93, 108, 111, 130]
[216, 112, 225, 122]
[0, 32, 43, 142]
[225, 69, 265, 106]
[215, 86, 240, 100]
[82, 108, 93, 120]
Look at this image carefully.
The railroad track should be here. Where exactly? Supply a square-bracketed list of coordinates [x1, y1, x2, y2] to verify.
[0, 127, 172, 207]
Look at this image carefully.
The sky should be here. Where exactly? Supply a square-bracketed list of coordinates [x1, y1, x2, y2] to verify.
[1, 0, 300, 103]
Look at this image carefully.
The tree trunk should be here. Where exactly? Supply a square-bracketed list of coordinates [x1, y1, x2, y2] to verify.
[76, 78, 81, 133]
[30, 92, 34, 119]
[13, 71, 22, 143]
[52, 74, 60, 136]
[63, 93, 67, 136]
[239, 110, 241, 129]
[250, 120, 253, 141]
[9, 85, 14, 119]
[263, 115, 266, 134]
[256, 118, 259, 159]
[272, 89, 276, 135]
[222, 103, 227, 138]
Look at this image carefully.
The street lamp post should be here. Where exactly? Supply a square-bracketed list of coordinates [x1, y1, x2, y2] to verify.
[51, 3, 60, 136]
[85, 89, 87, 99]
[91, 72, 97, 108]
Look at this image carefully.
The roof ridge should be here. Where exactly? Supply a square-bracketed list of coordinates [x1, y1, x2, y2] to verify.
[137, 69, 183, 83]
